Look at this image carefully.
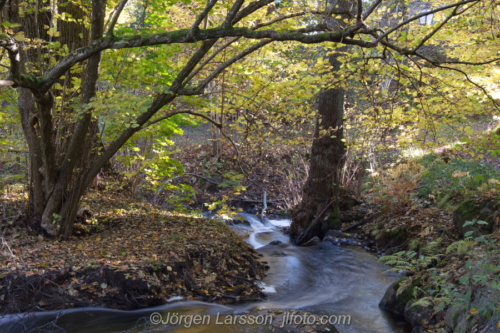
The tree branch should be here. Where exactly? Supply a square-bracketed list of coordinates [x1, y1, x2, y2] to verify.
[362, 0, 382, 20]
[410, 6, 461, 54]
[225, 0, 245, 27]
[145, 110, 222, 128]
[186, 11, 311, 84]
[188, 0, 218, 38]
[81, 39, 219, 191]
[373, 0, 479, 44]
[414, 51, 500, 111]
[21, 0, 480, 94]
[233, 0, 274, 23]
[0, 37, 21, 85]
[106, 0, 129, 35]
[179, 39, 273, 96]
[356, 0, 363, 22]
[39, 26, 346, 92]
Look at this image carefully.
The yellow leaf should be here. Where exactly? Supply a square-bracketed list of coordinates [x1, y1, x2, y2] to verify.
[469, 308, 479, 315]
[14, 32, 24, 42]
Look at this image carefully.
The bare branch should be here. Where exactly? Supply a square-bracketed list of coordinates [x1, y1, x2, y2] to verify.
[436, 58, 500, 66]
[356, 0, 363, 22]
[233, 0, 274, 23]
[185, 12, 309, 84]
[0, 37, 21, 83]
[253, 11, 307, 29]
[363, 0, 382, 20]
[415, 51, 500, 111]
[373, 0, 479, 44]
[106, 0, 129, 35]
[325, 0, 339, 17]
[188, 0, 219, 37]
[145, 110, 222, 128]
[179, 39, 273, 96]
[225, 0, 246, 26]
[411, 5, 466, 54]
[185, 37, 242, 84]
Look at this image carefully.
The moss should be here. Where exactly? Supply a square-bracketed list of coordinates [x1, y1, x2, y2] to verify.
[325, 207, 343, 229]
[395, 277, 422, 305]
[408, 239, 421, 251]
[455, 199, 480, 220]
[386, 227, 408, 241]
[454, 198, 500, 236]
[456, 198, 500, 224]
[494, 125, 500, 136]
[19, 73, 42, 84]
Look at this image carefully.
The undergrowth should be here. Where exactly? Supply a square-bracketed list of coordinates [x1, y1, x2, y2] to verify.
[418, 154, 500, 206]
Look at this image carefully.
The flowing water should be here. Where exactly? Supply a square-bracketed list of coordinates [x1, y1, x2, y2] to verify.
[0, 214, 409, 333]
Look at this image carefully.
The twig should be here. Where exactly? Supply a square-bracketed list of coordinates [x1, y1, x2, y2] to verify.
[341, 214, 379, 232]
[106, 0, 129, 35]
[183, 173, 220, 185]
[261, 191, 267, 219]
[295, 199, 335, 246]
[1, 235, 16, 258]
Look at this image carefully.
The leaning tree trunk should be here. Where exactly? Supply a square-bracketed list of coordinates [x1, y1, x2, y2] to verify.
[290, 0, 354, 244]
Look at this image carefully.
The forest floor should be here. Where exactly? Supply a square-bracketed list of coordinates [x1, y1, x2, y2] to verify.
[0, 189, 267, 314]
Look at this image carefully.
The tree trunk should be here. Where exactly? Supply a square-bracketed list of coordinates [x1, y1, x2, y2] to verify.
[6, 0, 106, 237]
[290, 0, 354, 244]
[290, 61, 346, 244]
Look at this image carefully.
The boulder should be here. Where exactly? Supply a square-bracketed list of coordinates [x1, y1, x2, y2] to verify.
[404, 302, 436, 327]
[324, 230, 348, 239]
[445, 284, 500, 333]
[301, 236, 321, 247]
[379, 278, 422, 317]
[453, 198, 500, 237]
[322, 230, 361, 246]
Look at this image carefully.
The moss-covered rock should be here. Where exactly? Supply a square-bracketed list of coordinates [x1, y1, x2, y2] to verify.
[404, 301, 436, 327]
[453, 198, 500, 237]
[379, 278, 422, 317]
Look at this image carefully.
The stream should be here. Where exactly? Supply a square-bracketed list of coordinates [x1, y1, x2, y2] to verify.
[0, 214, 409, 333]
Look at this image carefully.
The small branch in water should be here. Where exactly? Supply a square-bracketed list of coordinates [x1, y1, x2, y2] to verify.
[295, 199, 335, 246]
[261, 190, 267, 222]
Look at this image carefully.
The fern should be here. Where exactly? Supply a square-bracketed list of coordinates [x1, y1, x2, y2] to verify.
[396, 277, 414, 296]
[411, 296, 433, 307]
[446, 239, 475, 254]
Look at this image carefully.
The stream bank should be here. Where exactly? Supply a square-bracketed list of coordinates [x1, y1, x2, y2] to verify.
[1, 191, 410, 333]
[0, 194, 267, 314]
